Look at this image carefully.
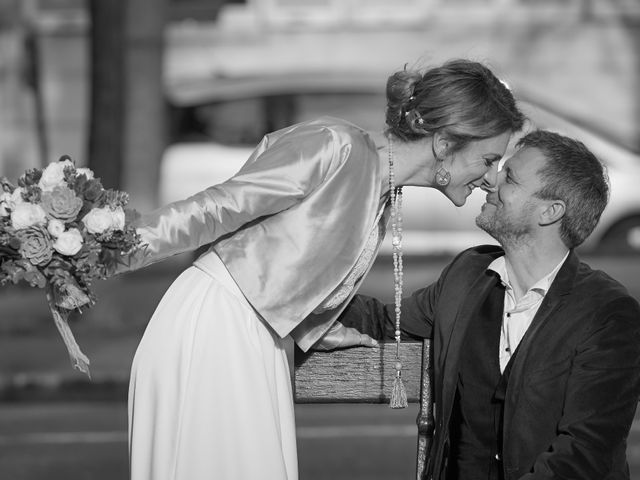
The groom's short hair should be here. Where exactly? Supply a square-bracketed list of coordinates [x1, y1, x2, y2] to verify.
[516, 130, 609, 248]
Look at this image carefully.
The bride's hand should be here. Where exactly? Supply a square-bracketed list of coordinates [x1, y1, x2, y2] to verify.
[312, 322, 378, 351]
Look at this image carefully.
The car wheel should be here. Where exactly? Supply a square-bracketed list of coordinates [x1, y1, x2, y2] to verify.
[598, 215, 640, 255]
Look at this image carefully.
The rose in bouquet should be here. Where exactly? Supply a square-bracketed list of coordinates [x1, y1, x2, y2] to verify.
[0, 156, 143, 376]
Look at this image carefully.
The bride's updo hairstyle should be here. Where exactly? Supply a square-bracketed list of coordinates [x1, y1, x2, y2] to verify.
[385, 59, 525, 152]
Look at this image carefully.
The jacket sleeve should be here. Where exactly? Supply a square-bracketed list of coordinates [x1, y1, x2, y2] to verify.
[521, 295, 640, 479]
[336, 292, 432, 341]
[337, 255, 458, 341]
[113, 123, 341, 274]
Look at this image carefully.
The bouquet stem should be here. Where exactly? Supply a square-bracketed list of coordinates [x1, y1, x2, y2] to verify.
[46, 290, 91, 378]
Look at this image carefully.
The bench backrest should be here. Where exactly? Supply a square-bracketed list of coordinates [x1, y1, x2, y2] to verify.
[294, 340, 434, 479]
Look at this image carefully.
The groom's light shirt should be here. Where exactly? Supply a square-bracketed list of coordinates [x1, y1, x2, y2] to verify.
[489, 251, 569, 373]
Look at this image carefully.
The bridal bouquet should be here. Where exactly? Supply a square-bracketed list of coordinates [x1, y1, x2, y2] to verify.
[0, 156, 142, 377]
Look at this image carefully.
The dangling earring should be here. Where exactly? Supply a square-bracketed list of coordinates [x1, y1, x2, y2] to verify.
[432, 142, 451, 187]
[435, 166, 451, 186]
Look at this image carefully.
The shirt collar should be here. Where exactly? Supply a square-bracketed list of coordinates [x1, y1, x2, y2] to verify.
[488, 250, 570, 296]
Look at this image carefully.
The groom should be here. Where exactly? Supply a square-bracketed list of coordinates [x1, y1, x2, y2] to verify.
[338, 130, 640, 479]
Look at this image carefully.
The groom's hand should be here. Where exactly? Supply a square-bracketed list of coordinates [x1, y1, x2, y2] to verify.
[312, 321, 378, 351]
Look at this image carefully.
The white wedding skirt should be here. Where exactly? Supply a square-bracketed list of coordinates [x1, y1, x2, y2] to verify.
[128, 251, 298, 480]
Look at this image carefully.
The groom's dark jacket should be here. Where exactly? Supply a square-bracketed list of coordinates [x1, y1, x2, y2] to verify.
[340, 245, 640, 479]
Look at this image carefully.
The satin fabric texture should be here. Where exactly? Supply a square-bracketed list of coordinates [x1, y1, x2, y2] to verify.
[116, 117, 388, 351]
[128, 251, 297, 480]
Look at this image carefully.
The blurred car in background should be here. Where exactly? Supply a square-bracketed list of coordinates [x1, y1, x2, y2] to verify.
[159, 75, 640, 256]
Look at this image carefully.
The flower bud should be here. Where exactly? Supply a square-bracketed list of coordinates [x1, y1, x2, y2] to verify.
[75, 167, 95, 180]
[110, 206, 125, 231]
[47, 219, 66, 238]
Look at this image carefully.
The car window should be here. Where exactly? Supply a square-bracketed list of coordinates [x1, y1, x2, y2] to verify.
[294, 92, 385, 132]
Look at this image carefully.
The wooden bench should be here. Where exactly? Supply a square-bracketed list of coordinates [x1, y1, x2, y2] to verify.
[294, 340, 434, 479]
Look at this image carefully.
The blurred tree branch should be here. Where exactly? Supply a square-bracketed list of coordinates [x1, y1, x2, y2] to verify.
[121, 0, 168, 211]
[87, 0, 125, 189]
[88, 0, 168, 207]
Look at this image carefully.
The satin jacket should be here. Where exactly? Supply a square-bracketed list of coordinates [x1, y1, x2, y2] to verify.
[117, 117, 388, 350]
[341, 246, 640, 479]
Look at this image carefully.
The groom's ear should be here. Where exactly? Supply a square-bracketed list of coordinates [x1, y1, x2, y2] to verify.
[539, 200, 566, 226]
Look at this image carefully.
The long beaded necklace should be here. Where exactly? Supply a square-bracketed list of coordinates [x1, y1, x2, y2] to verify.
[388, 134, 408, 409]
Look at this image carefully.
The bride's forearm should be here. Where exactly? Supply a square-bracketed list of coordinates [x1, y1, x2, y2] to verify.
[109, 199, 215, 275]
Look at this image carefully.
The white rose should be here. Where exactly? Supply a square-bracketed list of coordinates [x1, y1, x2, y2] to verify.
[9, 187, 25, 208]
[53, 227, 83, 256]
[0, 192, 11, 217]
[76, 167, 95, 180]
[11, 203, 47, 230]
[83, 207, 112, 234]
[110, 206, 125, 231]
[47, 219, 66, 238]
[39, 159, 74, 192]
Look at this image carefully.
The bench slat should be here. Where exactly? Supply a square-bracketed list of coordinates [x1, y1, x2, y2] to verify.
[294, 340, 434, 479]
[294, 342, 424, 403]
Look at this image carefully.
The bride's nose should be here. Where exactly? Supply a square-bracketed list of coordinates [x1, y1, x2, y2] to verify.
[481, 165, 498, 192]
